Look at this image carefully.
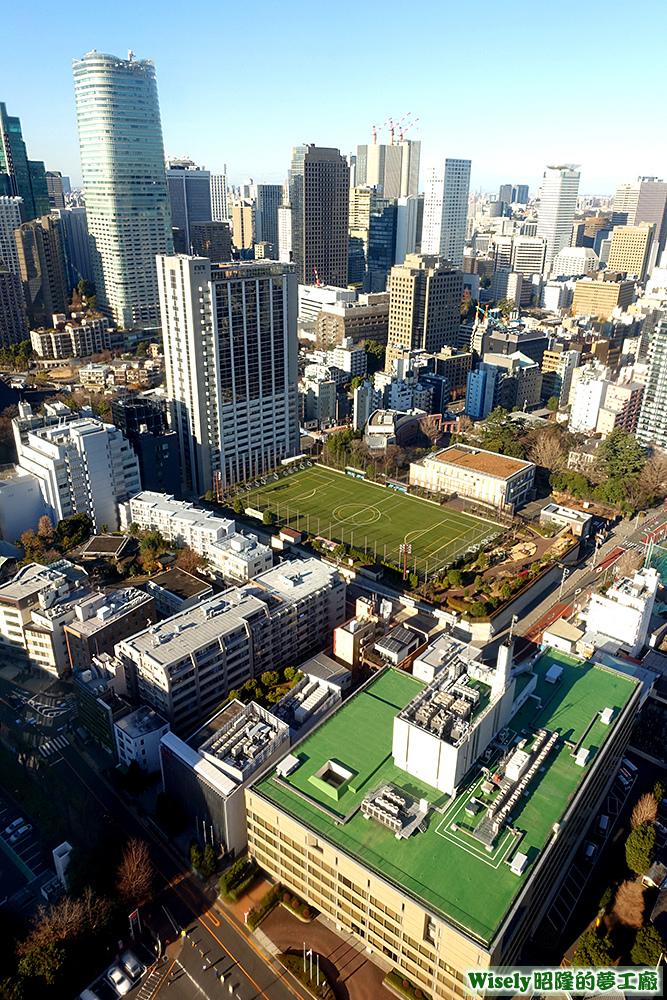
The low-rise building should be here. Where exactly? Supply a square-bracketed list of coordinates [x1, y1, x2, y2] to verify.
[63, 588, 156, 672]
[72, 654, 131, 754]
[116, 558, 346, 734]
[364, 408, 427, 451]
[120, 492, 235, 555]
[146, 568, 214, 618]
[206, 532, 273, 584]
[30, 315, 123, 360]
[573, 272, 635, 320]
[315, 294, 390, 350]
[539, 502, 593, 539]
[583, 567, 659, 657]
[409, 444, 535, 510]
[160, 700, 289, 856]
[115, 706, 169, 774]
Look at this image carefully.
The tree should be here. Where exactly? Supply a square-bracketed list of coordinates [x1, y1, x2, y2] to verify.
[364, 340, 385, 374]
[625, 822, 656, 874]
[500, 582, 512, 600]
[116, 838, 154, 906]
[419, 415, 442, 447]
[201, 844, 218, 878]
[262, 509, 276, 527]
[546, 396, 559, 412]
[470, 601, 489, 617]
[612, 878, 645, 928]
[616, 548, 643, 578]
[479, 274, 491, 290]
[447, 569, 463, 587]
[349, 375, 364, 392]
[190, 841, 203, 869]
[78, 278, 95, 300]
[261, 671, 279, 687]
[18, 942, 65, 986]
[37, 515, 54, 540]
[596, 427, 647, 480]
[530, 432, 565, 472]
[639, 453, 667, 500]
[136, 340, 149, 357]
[56, 512, 92, 551]
[232, 496, 245, 515]
[631, 792, 658, 828]
[228, 689, 240, 702]
[654, 780, 666, 802]
[571, 927, 614, 967]
[474, 574, 484, 591]
[408, 572, 419, 589]
[176, 546, 206, 574]
[631, 925, 664, 966]
[100, 523, 108, 534]
[284, 666, 296, 681]
[497, 297, 514, 316]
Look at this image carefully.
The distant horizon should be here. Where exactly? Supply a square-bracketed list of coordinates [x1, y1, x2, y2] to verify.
[3, 0, 666, 200]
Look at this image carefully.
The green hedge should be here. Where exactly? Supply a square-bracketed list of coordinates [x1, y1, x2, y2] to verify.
[219, 856, 258, 901]
[246, 883, 281, 931]
[280, 952, 334, 1000]
[384, 969, 432, 1000]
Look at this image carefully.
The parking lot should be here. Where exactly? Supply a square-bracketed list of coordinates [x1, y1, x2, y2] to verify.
[0, 791, 50, 905]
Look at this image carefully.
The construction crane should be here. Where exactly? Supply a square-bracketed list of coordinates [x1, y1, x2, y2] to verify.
[371, 118, 391, 144]
[398, 116, 419, 142]
[391, 112, 411, 144]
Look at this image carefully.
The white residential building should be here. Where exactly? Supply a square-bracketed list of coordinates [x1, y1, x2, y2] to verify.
[15, 414, 141, 532]
[278, 204, 292, 263]
[421, 160, 471, 267]
[207, 533, 273, 584]
[551, 246, 599, 278]
[568, 370, 609, 433]
[353, 380, 381, 431]
[511, 236, 547, 278]
[114, 706, 169, 773]
[584, 568, 659, 657]
[536, 165, 581, 276]
[210, 170, 229, 222]
[115, 558, 346, 733]
[121, 492, 235, 552]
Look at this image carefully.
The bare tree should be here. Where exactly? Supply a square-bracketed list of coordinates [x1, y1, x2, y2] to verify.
[639, 453, 667, 499]
[37, 515, 54, 539]
[419, 415, 442, 447]
[612, 878, 645, 928]
[175, 546, 206, 575]
[116, 838, 154, 907]
[16, 892, 106, 955]
[616, 549, 643, 578]
[631, 792, 658, 829]
[529, 432, 565, 472]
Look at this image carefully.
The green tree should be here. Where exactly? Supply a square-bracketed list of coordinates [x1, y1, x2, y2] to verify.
[497, 297, 514, 316]
[474, 574, 484, 590]
[364, 340, 385, 374]
[470, 601, 489, 617]
[18, 942, 65, 986]
[500, 582, 512, 600]
[625, 822, 656, 874]
[479, 274, 491, 289]
[201, 844, 218, 878]
[408, 572, 419, 589]
[136, 340, 149, 357]
[100, 523, 108, 534]
[546, 396, 559, 411]
[190, 841, 204, 869]
[56, 512, 92, 551]
[228, 689, 240, 702]
[596, 427, 647, 479]
[261, 671, 279, 688]
[447, 568, 463, 587]
[284, 666, 296, 681]
[262, 509, 276, 526]
[78, 278, 95, 300]
[630, 924, 664, 966]
[571, 927, 614, 967]
[232, 496, 245, 515]
[349, 375, 364, 392]
[654, 780, 666, 802]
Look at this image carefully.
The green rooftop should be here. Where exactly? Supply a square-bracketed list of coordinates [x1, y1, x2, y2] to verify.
[254, 651, 638, 946]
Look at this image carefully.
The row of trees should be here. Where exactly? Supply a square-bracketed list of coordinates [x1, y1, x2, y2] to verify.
[0, 339, 32, 372]
[19, 513, 92, 565]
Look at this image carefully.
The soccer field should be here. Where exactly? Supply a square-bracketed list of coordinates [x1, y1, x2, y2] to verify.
[246, 464, 498, 577]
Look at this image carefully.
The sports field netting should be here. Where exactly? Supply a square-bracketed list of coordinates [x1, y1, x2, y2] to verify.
[244, 464, 499, 578]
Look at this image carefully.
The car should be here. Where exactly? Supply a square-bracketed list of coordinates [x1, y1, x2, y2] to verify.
[597, 814, 609, 834]
[3, 817, 24, 837]
[584, 842, 596, 861]
[120, 950, 143, 980]
[9, 824, 31, 844]
[107, 965, 133, 995]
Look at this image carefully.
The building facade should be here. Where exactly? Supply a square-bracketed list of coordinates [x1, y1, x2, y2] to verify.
[166, 158, 212, 252]
[15, 216, 68, 328]
[409, 445, 535, 510]
[290, 145, 349, 287]
[536, 165, 581, 276]
[0, 102, 49, 222]
[386, 254, 463, 369]
[159, 255, 299, 493]
[421, 160, 471, 267]
[606, 224, 655, 281]
[210, 170, 228, 223]
[72, 51, 173, 329]
[637, 313, 667, 448]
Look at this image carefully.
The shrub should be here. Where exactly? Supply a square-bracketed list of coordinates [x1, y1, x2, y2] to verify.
[283, 892, 291, 902]
[631, 792, 658, 828]
[292, 899, 299, 909]
[415, 991, 422, 998]
[190, 841, 203, 869]
[470, 601, 489, 618]
[631, 924, 664, 966]
[273, 884, 281, 895]
[653, 780, 666, 802]
[625, 822, 656, 874]
[402, 982, 409, 989]
[303, 908, 311, 918]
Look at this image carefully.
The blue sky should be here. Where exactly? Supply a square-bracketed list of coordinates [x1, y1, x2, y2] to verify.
[2, 0, 665, 195]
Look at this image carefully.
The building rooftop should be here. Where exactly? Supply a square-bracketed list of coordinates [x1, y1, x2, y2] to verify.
[64, 587, 152, 637]
[254, 650, 638, 946]
[435, 445, 531, 480]
[115, 706, 167, 740]
[130, 492, 235, 534]
[0, 560, 87, 603]
[148, 567, 213, 601]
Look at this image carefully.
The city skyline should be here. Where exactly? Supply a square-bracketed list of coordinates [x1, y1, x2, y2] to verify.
[3, 0, 666, 196]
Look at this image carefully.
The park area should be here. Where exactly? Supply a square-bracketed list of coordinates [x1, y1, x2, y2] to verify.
[245, 464, 497, 577]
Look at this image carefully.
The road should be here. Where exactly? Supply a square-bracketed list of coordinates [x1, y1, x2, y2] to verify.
[51, 742, 309, 1000]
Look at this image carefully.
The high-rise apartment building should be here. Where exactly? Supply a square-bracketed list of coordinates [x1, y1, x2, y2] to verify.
[278, 204, 292, 263]
[613, 177, 667, 251]
[421, 159, 471, 267]
[0, 260, 26, 346]
[189, 221, 231, 263]
[158, 255, 299, 494]
[231, 199, 255, 250]
[385, 254, 463, 369]
[637, 313, 667, 449]
[51, 206, 94, 285]
[166, 158, 212, 253]
[0, 196, 23, 274]
[606, 223, 655, 281]
[536, 164, 581, 276]
[255, 184, 282, 253]
[290, 145, 349, 287]
[509, 236, 547, 277]
[210, 169, 228, 223]
[72, 51, 173, 329]
[0, 102, 49, 222]
[15, 216, 68, 328]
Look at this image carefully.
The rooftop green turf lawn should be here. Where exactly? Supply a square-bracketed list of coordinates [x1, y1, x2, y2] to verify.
[245, 465, 497, 572]
[254, 652, 637, 946]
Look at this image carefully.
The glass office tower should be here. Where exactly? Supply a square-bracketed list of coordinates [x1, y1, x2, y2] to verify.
[72, 51, 173, 329]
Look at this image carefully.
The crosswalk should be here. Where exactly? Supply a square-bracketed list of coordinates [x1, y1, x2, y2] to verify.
[135, 964, 165, 1000]
[38, 735, 69, 758]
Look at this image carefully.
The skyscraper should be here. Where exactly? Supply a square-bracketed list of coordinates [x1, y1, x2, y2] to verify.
[72, 51, 173, 329]
[355, 140, 421, 199]
[210, 170, 228, 223]
[255, 184, 282, 254]
[0, 260, 26, 346]
[166, 158, 211, 252]
[51, 206, 94, 285]
[290, 145, 349, 287]
[46, 172, 66, 210]
[421, 159, 471, 267]
[606, 223, 655, 281]
[158, 255, 299, 493]
[0, 196, 23, 274]
[15, 216, 68, 328]
[0, 102, 50, 222]
[612, 176, 667, 253]
[636, 315, 667, 449]
[348, 187, 398, 291]
[385, 253, 464, 370]
[536, 164, 581, 276]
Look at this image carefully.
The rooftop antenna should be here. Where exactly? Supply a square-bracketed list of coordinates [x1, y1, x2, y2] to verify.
[128, 49, 134, 62]
[508, 615, 518, 644]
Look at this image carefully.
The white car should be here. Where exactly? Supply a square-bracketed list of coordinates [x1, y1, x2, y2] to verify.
[3, 817, 24, 837]
[120, 950, 143, 980]
[8, 824, 31, 844]
[107, 965, 133, 995]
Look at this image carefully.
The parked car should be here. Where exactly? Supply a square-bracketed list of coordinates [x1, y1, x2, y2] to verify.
[3, 817, 24, 837]
[107, 965, 133, 995]
[9, 824, 32, 844]
[120, 950, 143, 980]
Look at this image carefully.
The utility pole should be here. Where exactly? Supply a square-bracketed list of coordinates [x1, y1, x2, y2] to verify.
[558, 566, 570, 601]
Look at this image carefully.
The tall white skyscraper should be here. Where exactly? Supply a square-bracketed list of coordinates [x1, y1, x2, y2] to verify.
[158, 255, 299, 494]
[210, 169, 228, 223]
[536, 164, 581, 277]
[72, 51, 173, 330]
[421, 159, 471, 267]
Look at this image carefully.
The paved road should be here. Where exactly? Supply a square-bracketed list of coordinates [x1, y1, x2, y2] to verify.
[53, 742, 308, 1000]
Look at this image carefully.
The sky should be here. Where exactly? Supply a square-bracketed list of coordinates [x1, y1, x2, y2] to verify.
[2, 0, 666, 197]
